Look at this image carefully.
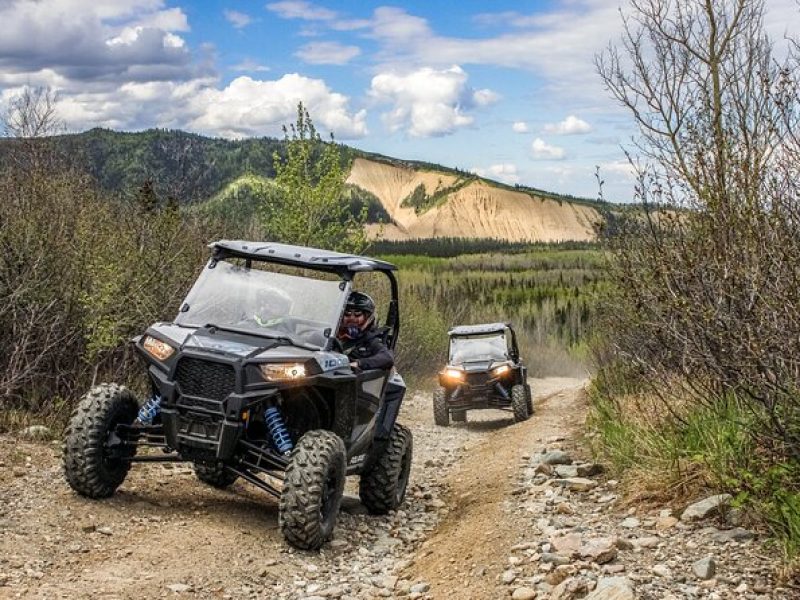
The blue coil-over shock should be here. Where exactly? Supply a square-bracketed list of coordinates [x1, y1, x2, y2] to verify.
[135, 393, 162, 425]
[264, 405, 293, 455]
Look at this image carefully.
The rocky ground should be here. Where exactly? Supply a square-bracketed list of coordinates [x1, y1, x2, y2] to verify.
[0, 377, 796, 599]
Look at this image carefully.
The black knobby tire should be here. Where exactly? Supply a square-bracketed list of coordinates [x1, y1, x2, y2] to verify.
[63, 383, 139, 498]
[359, 424, 413, 515]
[452, 410, 467, 423]
[433, 387, 450, 427]
[511, 384, 530, 422]
[279, 430, 346, 551]
[525, 383, 534, 415]
[194, 462, 239, 489]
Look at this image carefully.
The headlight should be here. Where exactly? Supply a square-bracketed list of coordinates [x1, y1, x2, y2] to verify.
[142, 336, 175, 361]
[492, 365, 510, 377]
[260, 363, 307, 381]
[443, 368, 465, 381]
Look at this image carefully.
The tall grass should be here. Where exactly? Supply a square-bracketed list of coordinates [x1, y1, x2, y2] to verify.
[589, 364, 800, 565]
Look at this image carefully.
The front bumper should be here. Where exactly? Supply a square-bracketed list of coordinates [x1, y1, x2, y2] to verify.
[150, 356, 278, 462]
[439, 371, 513, 411]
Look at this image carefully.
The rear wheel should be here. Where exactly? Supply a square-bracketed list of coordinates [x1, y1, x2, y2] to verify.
[525, 383, 534, 415]
[359, 424, 413, 514]
[63, 384, 138, 498]
[279, 430, 346, 551]
[511, 384, 530, 423]
[433, 387, 449, 427]
[194, 462, 238, 489]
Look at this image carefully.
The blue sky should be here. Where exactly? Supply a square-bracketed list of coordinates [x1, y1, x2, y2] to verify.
[0, 1, 797, 201]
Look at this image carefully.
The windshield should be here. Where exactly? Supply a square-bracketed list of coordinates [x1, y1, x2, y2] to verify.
[175, 260, 346, 347]
[449, 332, 508, 364]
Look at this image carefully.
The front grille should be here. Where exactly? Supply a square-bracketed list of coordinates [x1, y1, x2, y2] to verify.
[175, 358, 236, 401]
[466, 372, 490, 387]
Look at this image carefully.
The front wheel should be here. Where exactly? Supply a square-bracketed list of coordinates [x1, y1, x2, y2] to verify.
[359, 424, 413, 514]
[511, 384, 530, 423]
[433, 387, 450, 427]
[63, 383, 139, 498]
[279, 430, 346, 551]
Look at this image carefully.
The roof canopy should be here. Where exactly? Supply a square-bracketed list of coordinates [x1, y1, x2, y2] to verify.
[448, 322, 511, 337]
[210, 240, 397, 275]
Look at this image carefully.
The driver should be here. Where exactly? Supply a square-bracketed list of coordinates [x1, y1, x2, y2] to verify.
[338, 291, 406, 441]
[253, 287, 292, 328]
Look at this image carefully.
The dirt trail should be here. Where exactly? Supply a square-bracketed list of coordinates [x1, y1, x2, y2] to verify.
[0, 377, 587, 599]
[7, 377, 785, 599]
[402, 378, 588, 599]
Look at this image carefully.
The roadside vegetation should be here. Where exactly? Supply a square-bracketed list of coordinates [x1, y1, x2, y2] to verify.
[259, 104, 368, 253]
[0, 88, 211, 430]
[590, 0, 800, 570]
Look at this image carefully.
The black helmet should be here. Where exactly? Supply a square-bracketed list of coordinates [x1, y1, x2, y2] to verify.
[346, 291, 375, 315]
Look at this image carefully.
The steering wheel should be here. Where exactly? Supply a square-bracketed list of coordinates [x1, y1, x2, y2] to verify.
[248, 314, 292, 332]
[329, 337, 344, 353]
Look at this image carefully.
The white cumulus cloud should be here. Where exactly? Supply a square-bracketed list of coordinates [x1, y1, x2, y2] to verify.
[473, 88, 500, 106]
[3, 72, 367, 140]
[369, 65, 495, 137]
[40, 78, 214, 132]
[543, 115, 592, 135]
[135, 8, 190, 32]
[0, 0, 374, 141]
[512, 121, 529, 133]
[295, 42, 361, 65]
[370, 7, 432, 45]
[531, 138, 565, 160]
[188, 74, 367, 139]
[598, 160, 636, 179]
[230, 59, 270, 73]
[266, 1, 336, 21]
[0, 0, 197, 87]
[361, 3, 625, 103]
[471, 163, 519, 185]
[224, 10, 253, 29]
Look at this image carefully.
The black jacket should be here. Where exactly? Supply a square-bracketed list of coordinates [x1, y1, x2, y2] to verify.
[342, 327, 394, 371]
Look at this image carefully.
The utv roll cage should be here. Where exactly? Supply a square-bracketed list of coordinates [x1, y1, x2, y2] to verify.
[209, 240, 400, 350]
[447, 322, 520, 362]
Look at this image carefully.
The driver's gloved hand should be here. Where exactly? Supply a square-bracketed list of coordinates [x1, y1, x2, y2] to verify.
[254, 314, 283, 327]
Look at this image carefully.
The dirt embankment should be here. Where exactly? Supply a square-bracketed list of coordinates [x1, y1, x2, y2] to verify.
[348, 158, 601, 242]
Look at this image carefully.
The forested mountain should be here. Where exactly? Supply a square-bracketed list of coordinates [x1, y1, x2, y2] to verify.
[0, 127, 621, 241]
[42, 128, 283, 204]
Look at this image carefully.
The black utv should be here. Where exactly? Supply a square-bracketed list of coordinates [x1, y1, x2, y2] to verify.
[433, 323, 532, 426]
[63, 241, 412, 551]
